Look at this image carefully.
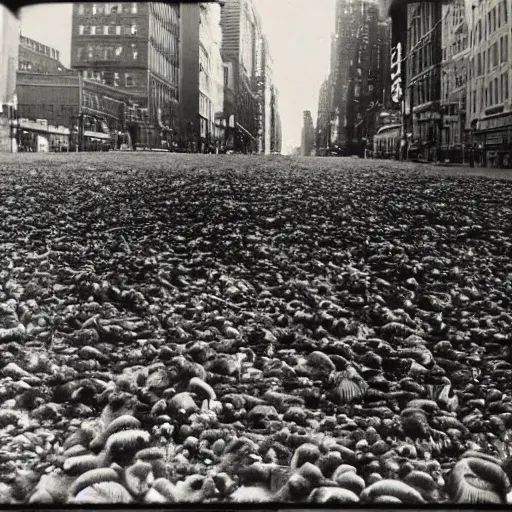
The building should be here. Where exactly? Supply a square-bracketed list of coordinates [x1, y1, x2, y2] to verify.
[467, 0, 511, 168]
[439, 0, 470, 164]
[19, 35, 69, 73]
[221, 0, 267, 153]
[329, 0, 389, 156]
[16, 71, 142, 151]
[316, 76, 333, 155]
[180, 2, 224, 153]
[270, 85, 282, 153]
[0, 5, 20, 152]
[301, 110, 315, 156]
[0, 5, 19, 106]
[404, 1, 443, 162]
[70, 1, 181, 148]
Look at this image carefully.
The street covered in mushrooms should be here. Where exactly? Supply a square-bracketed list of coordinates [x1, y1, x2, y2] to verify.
[0, 153, 511, 504]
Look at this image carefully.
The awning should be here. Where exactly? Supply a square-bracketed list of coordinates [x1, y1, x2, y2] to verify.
[236, 122, 255, 141]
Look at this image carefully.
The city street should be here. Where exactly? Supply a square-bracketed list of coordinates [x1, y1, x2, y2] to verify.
[1, 153, 512, 504]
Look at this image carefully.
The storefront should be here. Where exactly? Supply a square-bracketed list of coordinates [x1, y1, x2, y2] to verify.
[474, 112, 512, 169]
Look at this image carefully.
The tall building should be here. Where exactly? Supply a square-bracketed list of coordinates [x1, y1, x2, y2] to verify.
[440, 0, 469, 164]
[329, 0, 387, 156]
[221, 0, 271, 153]
[180, 2, 224, 152]
[70, 2, 181, 148]
[19, 35, 69, 73]
[316, 76, 333, 155]
[301, 110, 314, 156]
[467, 0, 511, 168]
[405, 1, 443, 161]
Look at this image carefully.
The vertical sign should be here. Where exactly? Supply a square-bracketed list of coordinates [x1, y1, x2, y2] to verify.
[391, 42, 403, 104]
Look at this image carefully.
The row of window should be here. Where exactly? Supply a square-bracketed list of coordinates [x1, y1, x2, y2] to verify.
[487, 1, 508, 36]
[469, 72, 509, 114]
[78, 24, 137, 36]
[149, 45, 179, 85]
[77, 3, 138, 15]
[76, 44, 139, 61]
[411, 71, 439, 106]
[82, 69, 138, 87]
[409, 42, 437, 77]
[21, 37, 60, 60]
[19, 61, 64, 72]
[472, 35, 509, 77]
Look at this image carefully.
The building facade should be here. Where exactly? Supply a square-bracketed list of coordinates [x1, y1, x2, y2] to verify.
[440, 0, 470, 163]
[0, 5, 19, 107]
[329, 0, 390, 156]
[301, 110, 315, 156]
[316, 76, 332, 155]
[221, 0, 265, 153]
[180, 2, 224, 153]
[19, 35, 68, 73]
[15, 71, 144, 151]
[70, 1, 180, 148]
[467, 0, 512, 167]
[405, 1, 443, 161]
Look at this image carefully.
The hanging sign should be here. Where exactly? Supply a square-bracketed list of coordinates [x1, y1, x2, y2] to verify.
[391, 42, 403, 104]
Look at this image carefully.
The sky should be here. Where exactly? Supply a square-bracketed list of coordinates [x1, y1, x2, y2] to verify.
[17, 0, 335, 153]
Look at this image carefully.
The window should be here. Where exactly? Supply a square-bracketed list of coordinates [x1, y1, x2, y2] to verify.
[131, 44, 138, 59]
[79, 25, 85, 35]
[116, 25, 121, 35]
[87, 46, 93, 60]
[505, 72, 509, 101]
[115, 45, 122, 57]
[131, 24, 138, 35]
[502, 35, 509, 63]
[223, 66, 228, 87]
[77, 47, 83, 60]
[91, 26, 97, 35]
[492, 7, 496, 32]
[495, 77, 499, 104]
[114, 72, 120, 87]
[92, 3, 97, 14]
[505, 0, 509, 23]
[131, 2, 137, 13]
[125, 73, 135, 87]
[78, 3, 84, 14]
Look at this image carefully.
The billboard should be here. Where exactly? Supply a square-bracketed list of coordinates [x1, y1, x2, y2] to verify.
[391, 42, 403, 104]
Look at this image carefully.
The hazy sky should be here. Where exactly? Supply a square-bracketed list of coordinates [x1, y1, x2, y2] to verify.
[17, 0, 335, 152]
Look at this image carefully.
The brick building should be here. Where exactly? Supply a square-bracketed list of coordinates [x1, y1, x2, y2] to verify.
[19, 35, 68, 73]
[16, 71, 141, 150]
[70, 2, 180, 148]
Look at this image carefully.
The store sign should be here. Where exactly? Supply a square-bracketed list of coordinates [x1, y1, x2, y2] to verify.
[477, 113, 512, 131]
[391, 43, 403, 104]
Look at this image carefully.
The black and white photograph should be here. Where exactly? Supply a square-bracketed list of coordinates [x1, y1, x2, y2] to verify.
[0, 0, 512, 506]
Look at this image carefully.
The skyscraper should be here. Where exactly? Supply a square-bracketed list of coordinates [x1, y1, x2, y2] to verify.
[301, 110, 314, 156]
[329, 0, 386, 156]
[70, 2, 180, 147]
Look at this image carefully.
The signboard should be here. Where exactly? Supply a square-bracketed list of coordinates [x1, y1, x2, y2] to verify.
[477, 113, 512, 131]
[391, 43, 403, 104]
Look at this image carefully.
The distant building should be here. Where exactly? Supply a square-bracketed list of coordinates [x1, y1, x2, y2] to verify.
[316, 76, 333, 155]
[221, 0, 277, 153]
[19, 35, 69, 73]
[300, 110, 314, 156]
[329, 0, 389, 156]
[467, 0, 511, 168]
